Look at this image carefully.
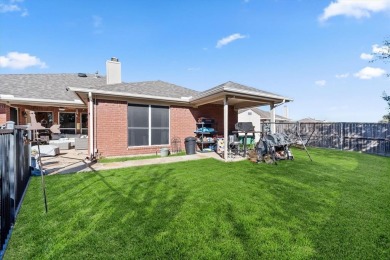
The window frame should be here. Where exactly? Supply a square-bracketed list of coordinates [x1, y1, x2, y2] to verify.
[35, 111, 53, 128]
[59, 112, 76, 135]
[127, 103, 170, 147]
[80, 112, 88, 135]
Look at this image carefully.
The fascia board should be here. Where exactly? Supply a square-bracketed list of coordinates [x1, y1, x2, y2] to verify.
[0, 96, 84, 106]
[68, 87, 191, 104]
[190, 87, 293, 103]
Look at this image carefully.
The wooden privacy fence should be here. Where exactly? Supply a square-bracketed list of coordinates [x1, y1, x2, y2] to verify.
[273, 122, 390, 157]
[0, 126, 30, 254]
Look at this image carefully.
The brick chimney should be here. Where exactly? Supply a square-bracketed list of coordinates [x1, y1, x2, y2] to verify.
[106, 57, 121, 85]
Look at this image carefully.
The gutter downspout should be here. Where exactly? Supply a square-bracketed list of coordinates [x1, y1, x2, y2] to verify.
[88, 92, 94, 160]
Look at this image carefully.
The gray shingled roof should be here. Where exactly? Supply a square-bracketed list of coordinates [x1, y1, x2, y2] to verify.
[1, 75, 291, 105]
[193, 81, 291, 101]
[88, 80, 199, 99]
[298, 117, 326, 123]
[0, 73, 107, 102]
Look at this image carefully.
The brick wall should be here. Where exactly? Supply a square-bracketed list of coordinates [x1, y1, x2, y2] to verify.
[95, 99, 129, 157]
[94, 100, 238, 157]
[0, 104, 10, 125]
[170, 105, 199, 145]
[197, 104, 237, 134]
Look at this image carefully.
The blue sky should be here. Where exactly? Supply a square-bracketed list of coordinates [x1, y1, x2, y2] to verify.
[1, 0, 390, 122]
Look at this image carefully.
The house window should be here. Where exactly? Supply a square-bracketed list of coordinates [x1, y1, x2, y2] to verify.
[81, 113, 88, 135]
[35, 112, 53, 128]
[59, 112, 76, 135]
[127, 104, 169, 146]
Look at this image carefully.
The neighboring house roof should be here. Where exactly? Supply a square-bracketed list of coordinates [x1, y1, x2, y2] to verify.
[0, 73, 107, 106]
[298, 117, 325, 123]
[239, 107, 290, 121]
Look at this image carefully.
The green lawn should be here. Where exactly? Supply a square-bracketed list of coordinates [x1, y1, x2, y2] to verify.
[4, 148, 390, 259]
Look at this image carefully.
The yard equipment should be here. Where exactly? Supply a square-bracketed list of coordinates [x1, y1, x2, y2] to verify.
[255, 132, 294, 164]
[262, 122, 313, 162]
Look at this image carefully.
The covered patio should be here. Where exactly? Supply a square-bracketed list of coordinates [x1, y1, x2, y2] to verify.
[190, 81, 293, 161]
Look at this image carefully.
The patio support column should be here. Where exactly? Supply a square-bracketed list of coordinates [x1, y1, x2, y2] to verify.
[88, 92, 94, 159]
[224, 96, 228, 161]
[270, 102, 276, 133]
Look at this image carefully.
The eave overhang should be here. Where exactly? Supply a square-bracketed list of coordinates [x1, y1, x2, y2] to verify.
[189, 87, 293, 108]
[0, 95, 85, 108]
[67, 87, 192, 105]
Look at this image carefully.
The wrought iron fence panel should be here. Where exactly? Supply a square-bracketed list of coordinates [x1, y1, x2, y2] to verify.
[0, 127, 30, 249]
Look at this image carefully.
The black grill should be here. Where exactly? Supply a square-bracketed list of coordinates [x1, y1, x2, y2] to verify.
[235, 122, 254, 132]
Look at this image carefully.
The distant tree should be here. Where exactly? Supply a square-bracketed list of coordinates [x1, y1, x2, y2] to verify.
[382, 91, 390, 123]
[371, 39, 390, 121]
[371, 38, 390, 65]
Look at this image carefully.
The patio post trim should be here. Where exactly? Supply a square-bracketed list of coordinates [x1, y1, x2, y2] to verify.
[224, 96, 228, 161]
[270, 102, 276, 133]
[88, 92, 94, 159]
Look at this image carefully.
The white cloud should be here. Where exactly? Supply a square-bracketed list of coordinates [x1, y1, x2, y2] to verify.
[0, 52, 47, 69]
[319, 0, 390, 22]
[335, 73, 349, 78]
[315, 80, 327, 86]
[360, 53, 373, 60]
[354, 66, 386, 79]
[0, 0, 27, 16]
[216, 33, 246, 48]
[92, 15, 102, 28]
[372, 44, 390, 54]
[0, 3, 20, 12]
[92, 15, 103, 34]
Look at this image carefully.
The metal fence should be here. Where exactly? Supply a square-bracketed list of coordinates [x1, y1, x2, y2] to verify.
[0, 126, 30, 251]
[272, 122, 390, 156]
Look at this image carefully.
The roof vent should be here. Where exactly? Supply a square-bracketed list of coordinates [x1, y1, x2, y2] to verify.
[110, 57, 119, 62]
[78, 73, 87, 77]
